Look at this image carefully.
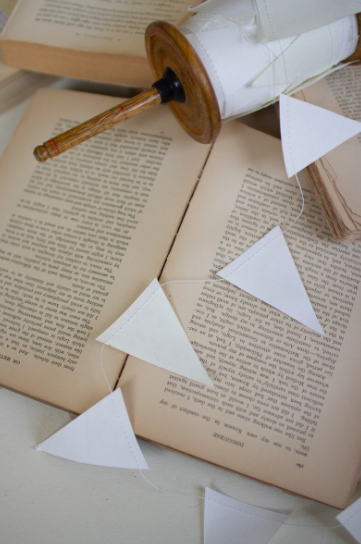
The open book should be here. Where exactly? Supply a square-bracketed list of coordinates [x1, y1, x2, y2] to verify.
[0, 0, 200, 87]
[1, 88, 361, 509]
[296, 65, 361, 242]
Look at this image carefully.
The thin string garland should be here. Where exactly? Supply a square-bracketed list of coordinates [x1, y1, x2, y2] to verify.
[97, 2, 357, 537]
[99, 168, 306, 374]
[96, 21, 345, 535]
[95, 175, 356, 537]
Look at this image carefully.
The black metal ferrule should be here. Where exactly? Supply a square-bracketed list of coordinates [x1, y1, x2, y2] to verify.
[152, 67, 186, 104]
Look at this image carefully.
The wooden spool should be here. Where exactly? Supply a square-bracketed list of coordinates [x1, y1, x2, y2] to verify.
[33, 16, 361, 162]
[33, 22, 221, 162]
[146, 21, 221, 144]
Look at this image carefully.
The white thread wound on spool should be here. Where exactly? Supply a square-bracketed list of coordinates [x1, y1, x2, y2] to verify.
[181, 1, 358, 120]
[335, 15, 359, 64]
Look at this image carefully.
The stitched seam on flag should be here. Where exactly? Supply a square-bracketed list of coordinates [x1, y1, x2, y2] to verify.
[263, 0, 277, 41]
[338, 504, 361, 528]
[284, 95, 297, 180]
[221, 229, 281, 279]
[104, 283, 160, 344]
[112, 392, 141, 470]
[327, 24, 335, 67]
[338, 18, 345, 65]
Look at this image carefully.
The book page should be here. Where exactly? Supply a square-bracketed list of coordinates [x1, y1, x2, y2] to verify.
[0, 49, 17, 84]
[0, 0, 16, 16]
[0, 87, 210, 413]
[119, 122, 361, 508]
[2, 0, 200, 56]
[0, 6, 7, 32]
[0, 2, 17, 84]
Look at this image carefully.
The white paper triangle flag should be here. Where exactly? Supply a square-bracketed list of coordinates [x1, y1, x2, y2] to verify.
[280, 94, 361, 177]
[204, 488, 288, 544]
[217, 226, 324, 334]
[36, 389, 148, 469]
[336, 496, 361, 544]
[97, 279, 213, 387]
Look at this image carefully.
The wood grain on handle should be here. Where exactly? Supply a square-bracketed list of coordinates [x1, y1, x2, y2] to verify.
[33, 87, 161, 162]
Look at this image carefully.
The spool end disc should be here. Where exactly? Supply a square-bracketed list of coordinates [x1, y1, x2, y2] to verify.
[146, 21, 221, 144]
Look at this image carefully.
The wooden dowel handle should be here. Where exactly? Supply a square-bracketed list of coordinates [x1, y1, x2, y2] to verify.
[33, 87, 162, 162]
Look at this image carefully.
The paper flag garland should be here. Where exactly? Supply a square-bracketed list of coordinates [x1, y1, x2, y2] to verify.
[217, 226, 324, 334]
[204, 488, 287, 544]
[336, 497, 361, 544]
[97, 279, 213, 387]
[280, 94, 361, 178]
[36, 389, 148, 469]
